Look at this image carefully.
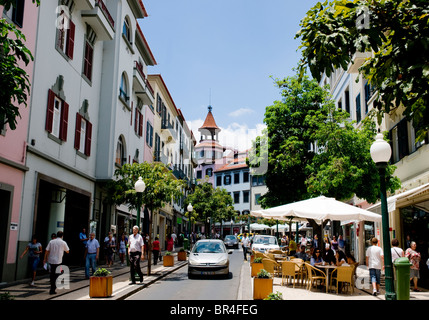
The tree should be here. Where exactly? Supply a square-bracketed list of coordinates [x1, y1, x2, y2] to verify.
[249, 72, 401, 208]
[295, 0, 429, 141]
[0, 0, 40, 130]
[106, 162, 185, 275]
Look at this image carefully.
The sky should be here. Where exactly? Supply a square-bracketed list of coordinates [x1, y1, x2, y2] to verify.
[139, 0, 321, 151]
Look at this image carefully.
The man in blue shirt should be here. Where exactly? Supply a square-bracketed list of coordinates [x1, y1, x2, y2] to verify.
[79, 228, 89, 266]
[85, 233, 100, 279]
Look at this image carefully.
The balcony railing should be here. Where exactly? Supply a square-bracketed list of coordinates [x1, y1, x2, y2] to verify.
[96, 0, 114, 28]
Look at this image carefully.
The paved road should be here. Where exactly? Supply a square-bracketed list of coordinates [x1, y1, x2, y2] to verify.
[127, 247, 245, 300]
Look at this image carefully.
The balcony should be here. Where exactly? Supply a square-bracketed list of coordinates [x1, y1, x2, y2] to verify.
[74, 0, 95, 11]
[133, 61, 154, 105]
[161, 121, 177, 144]
[347, 51, 372, 74]
[81, 0, 115, 41]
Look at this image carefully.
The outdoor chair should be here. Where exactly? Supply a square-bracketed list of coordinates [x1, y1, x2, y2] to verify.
[330, 266, 354, 295]
[304, 262, 326, 292]
[281, 261, 300, 287]
[262, 258, 281, 277]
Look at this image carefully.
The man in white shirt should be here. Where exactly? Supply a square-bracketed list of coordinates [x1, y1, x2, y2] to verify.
[366, 237, 384, 296]
[242, 234, 250, 261]
[44, 231, 70, 294]
[128, 226, 144, 284]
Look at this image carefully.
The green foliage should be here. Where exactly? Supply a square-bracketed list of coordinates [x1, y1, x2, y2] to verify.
[264, 291, 283, 300]
[296, 0, 429, 141]
[93, 268, 111, 277]
[0, 292, 15, 300]
[253, 257, 263, 263]
[0, 0, 40, 130]
[165, 251, 172, 256]
[249, 72, 400, 208]
[256, 269, 271, 279]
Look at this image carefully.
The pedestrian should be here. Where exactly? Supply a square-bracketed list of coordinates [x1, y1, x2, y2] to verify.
[152, 236, 160, 265]
[128, 226, 144, 284]
[85, 232, 99, 279]
[79, 228, 89, 266]
[166, 234, 174, 252]
[171, 231, 177, 250]
[118, 233, 128, 266]
[104, 232, 116, 267]
[331, 235, 339, 253]
[405, 241, 421, 292]
[338, 235, 345, 253]
[241, 233, 250, 261]
[365, 237, 384, 296]
[20, 235, 42, 286]
[289, 237, 297, 256]
[43, 231, 70, 295]
[312, 234, 318, 249]
[390, 238, 404, 262]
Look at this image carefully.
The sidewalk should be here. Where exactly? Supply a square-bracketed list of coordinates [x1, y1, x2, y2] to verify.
[0, 249, 187, 301]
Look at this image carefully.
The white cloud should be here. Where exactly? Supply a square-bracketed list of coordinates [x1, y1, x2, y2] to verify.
[228, 108, 255, 117]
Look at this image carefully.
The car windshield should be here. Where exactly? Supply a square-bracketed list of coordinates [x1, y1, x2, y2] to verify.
[253, 236, 277, 245]
[193, 242, 225, 253]
[225, 236, 235, 240]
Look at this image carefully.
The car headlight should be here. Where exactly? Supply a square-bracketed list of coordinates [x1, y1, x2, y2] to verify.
[218, 259, 228, 265]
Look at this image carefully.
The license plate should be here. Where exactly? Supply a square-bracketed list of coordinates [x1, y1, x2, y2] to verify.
[201, 271, 215, 275]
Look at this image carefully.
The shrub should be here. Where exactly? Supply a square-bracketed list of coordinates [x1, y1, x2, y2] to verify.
[93, 268, 111, 277]
[253, 257, 263, 263]
[256, 269, 271, 278]
[264, 291, 283, 300]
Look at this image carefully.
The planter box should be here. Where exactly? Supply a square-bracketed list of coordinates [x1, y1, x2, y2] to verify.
[89, 276, 113, 298]
[163, 255, 174, 267]
[250, 254, 254, 264]
[251, 263, 264, 277]
[178, 251, 187, 261]
[253, 278, 273, 300]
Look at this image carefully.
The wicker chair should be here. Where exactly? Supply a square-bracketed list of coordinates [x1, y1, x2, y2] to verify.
[281, 261, 300, 287]
[262, 258, 281, 277]
[330, 266, 355, 294]
[304, 262, 326, 291]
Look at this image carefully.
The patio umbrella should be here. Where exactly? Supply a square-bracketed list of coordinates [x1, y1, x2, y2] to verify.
[251, 196, 381, 223]
[249, 223, 270, 231]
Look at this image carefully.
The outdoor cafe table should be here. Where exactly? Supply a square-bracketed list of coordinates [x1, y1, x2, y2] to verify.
[315, 264, 337, 293]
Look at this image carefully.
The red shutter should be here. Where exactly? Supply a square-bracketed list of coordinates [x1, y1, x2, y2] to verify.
[74, 113, 82, 150]
[60, 101, 69, 141]
[45, 90, 55, 133]
[85, 121, 92, 156]
[66, 20, 75, 59]
[139, 113, 143, 137]
[134, 109, 138, 133]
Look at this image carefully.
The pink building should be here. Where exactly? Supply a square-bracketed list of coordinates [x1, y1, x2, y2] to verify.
[0, 2, 39, 282]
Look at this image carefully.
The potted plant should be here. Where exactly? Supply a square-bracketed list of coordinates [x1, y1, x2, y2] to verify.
[251, 257, 264, 277]
[89, 268, 113, 298]
[163, 251, 174, 267]
[178, 248, 187, 261]
[253, 269, 273, 300]
[264, 291, 283, 300]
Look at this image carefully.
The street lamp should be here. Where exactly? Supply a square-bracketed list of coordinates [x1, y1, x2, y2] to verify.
[230, 219, 234, 235]
[370, 132, 396, 300]
[187, 203, 193, 248]
[134, 177, 146, 232]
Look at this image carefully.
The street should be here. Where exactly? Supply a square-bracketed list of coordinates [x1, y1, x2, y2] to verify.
[127, 247, 244, 300]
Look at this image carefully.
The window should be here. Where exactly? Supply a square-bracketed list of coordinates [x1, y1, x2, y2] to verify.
[74, 113, 92, 156]
[364, 81, 375, 113]
[154, 133, 161, 161]
[56, 12, 75, 59]
[234, 172, 240, 184]
[344, 88, 350, 115]
[255, 194, 261, 205]
[206, 168, 213, 177]
[45, 89, 68, 141]
[122, 17, 131, 43]
[196, 170, 202, 179]
[216, 175, 222, 187]
[3, 0, 25, 27]
[356, 93, 361, 123]
[251, 175, 265, 186]
[243, 190, 249, 203]
[243, 171, 249, 183]
[224, 175, 231, 185]
[135, 99, 143, 137]
[233, 192, 240, 204]
[83, 41, 94, 81]
[116, 136, 126, 166]
[146, 121, 153, 147]
[119, 73, 128, 102]
[156, 94, 162, 114]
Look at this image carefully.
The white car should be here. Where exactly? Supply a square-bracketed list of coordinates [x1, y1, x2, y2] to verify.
[188, 239, 233, 279]
[251, 235, 279, 253]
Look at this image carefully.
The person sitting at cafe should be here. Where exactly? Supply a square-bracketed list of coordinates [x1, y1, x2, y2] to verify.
[335, 250, 349, 266]
[294, 245, 310, 261]
[310, 249, 324, 266]
[323, 243, 336, 265]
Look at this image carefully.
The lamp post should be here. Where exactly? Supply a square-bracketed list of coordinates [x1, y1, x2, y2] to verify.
[134, 177, 146, 232]
[187, 203, 193, 249]
[370, 132, 396, 300]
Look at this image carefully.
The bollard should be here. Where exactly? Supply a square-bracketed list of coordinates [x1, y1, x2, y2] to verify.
[394, 257, 412, 300]
[183, 238, 189, 251]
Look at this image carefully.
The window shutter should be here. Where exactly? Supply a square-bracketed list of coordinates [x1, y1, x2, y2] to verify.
[60, 101, 69, 141]
[45, 90, 56, 133]
[66, 20, 75, 59]
[74, 113, 82, 149]
[85, 121, 92, 156]
[139, 113, 143, 137]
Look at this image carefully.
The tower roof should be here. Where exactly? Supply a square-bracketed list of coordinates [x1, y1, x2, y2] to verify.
[199, 106, 220, 132]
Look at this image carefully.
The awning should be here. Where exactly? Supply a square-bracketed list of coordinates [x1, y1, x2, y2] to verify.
[367, 182, 429, 214]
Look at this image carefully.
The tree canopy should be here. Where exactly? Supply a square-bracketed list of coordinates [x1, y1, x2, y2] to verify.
[248, 73, 401, 209]
[295, 0, 429, 141]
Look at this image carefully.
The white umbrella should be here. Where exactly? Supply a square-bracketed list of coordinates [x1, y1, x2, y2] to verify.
[249, 223, 270, 231]
[251, 196, 381, 223]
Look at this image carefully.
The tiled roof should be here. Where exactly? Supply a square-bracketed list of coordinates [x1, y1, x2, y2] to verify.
[199, 108, 220, 131]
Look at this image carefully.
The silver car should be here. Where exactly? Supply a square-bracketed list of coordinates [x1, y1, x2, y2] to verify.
[188, 239, 233, 279]
[224, 235, 239, 249]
